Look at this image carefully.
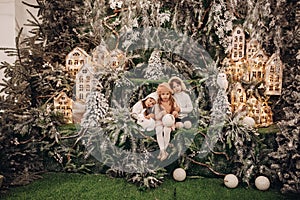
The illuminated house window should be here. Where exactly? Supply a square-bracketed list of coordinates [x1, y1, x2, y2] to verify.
[258, 71, 262, 78]
[269, 85, 273, 91]
[79, 76, 83, 83]
[253, 71, 257, 78]
[79, 85, 83, 91]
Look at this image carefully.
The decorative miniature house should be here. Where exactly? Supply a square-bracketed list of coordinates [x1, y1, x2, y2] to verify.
[55, 45, 127, 124]
[230, 82, 247, 112]
[92, 45, 125, 70]
[224, 26, 283, 127]
[265, 53, 283, 95]
[246, 39, 260, 60]
[65, 47, 91, 78]
[54, 92, 73, 123]
[55, 47, 92, 124]
[260, 101, 273, 126]
[231, 26, 245, 61]
[75, 63, 96, 102]
[246, 94, 261, 124]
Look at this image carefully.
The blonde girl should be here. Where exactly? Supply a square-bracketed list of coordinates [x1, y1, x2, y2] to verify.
[154, 82, 180, 161]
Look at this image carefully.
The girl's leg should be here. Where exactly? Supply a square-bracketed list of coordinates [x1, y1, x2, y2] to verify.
[160, 126, 171, 161]
[155, 125, 164, 159]
[163, 126, 171, 149]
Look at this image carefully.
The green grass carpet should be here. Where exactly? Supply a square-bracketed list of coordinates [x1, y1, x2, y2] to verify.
[0, 172, 295, 200]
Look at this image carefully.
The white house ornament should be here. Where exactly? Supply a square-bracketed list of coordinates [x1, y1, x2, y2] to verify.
[162, 114, 175, 127]
[224, 174, 239, 189]
[255, 176, 270, 191]
[173, 168, 186, 182]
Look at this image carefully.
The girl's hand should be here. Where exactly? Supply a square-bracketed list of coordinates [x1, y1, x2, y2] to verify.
[172, 111, 179, 118]
[145, 114, 154, 119]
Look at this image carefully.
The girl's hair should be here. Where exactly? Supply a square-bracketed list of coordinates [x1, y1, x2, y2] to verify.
[141, 99, 149, 116]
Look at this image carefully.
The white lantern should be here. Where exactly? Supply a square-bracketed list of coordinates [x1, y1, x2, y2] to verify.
[255, 176, 270, 191]
[224, 174, 239, 188]
[173, 168, 186, 182]
[162, 114, 175, 127]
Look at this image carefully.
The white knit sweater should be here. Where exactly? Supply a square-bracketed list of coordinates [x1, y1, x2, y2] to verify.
[173, 92, 193, 119]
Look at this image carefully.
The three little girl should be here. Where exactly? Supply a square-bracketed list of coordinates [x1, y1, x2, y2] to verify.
[131, 78, 192, 161]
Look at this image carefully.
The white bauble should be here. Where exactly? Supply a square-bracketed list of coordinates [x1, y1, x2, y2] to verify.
[224, 174, 239, 188]
[183, 121, 192, 129]
[255, 176, 270, 191]
[241, 116, 256, 128]
[162, 114, 175, 127]
[175, 122, 184, 129]
[173, 168, 186, 182]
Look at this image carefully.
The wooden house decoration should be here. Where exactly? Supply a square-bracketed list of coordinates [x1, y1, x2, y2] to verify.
[75, 63, 95, 102]
[91, 45, 125, 70]
[54, 92, 73, 123]
[65, 47, 91, 78]
[248, 50, 268, 82]
[265, 53, 283, 95]
[246, 95, 261, 124]
[223, 26, 283, 127]
[246, 39, 260, 60]
[108, 49, 125, 69]
[260, 101, 273, 126]
[230, 82, 247, 112]
[92, 44, 109, 67]
[231, 26, 245, 61]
